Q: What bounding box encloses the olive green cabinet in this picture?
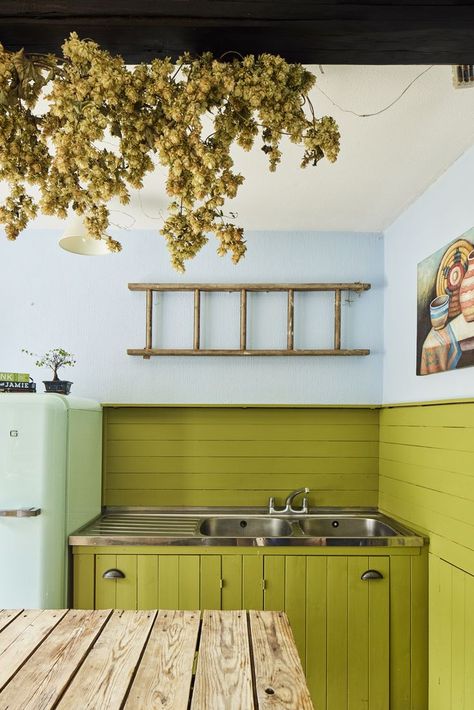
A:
[73,547,427,710]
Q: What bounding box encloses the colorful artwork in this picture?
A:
[417,229,474,375]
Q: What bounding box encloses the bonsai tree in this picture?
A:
[23,347,76,382]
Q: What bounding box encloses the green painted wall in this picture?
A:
[103,406,379,508]
[379,402,474,710]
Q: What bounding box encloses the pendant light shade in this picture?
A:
[59,216,111,256]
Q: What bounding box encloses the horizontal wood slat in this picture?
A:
[104,406,379,508]
[379,402,474,575]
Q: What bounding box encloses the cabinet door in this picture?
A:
[95,554,138,609]
[306,555,390,710]
[263,555,307,663]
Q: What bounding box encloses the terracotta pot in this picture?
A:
[459,250,474,322]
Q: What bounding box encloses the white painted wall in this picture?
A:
[383,145,474,404]
[0,228,383,404]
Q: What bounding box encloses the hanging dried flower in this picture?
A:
[0,34,340,270]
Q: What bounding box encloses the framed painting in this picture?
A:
[417,228,474,375]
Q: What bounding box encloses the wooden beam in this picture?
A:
[145,289,153,351]
[129,283,371,293]
[287,289,294,350]
[193,289,201,350]
[334,289,341,350]
[1,2,473,64]
[127,348,370,356]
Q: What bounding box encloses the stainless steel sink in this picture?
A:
[299,517,400,537]
[199,517,293,537]
[70,507,425,547]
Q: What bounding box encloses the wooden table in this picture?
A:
[0,609,313,709]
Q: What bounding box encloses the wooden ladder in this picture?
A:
[127,282,371,358]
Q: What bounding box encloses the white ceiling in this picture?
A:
[3,64,474,235]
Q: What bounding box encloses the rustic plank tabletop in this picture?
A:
[0,608,313,709]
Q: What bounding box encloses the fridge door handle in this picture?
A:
[0,507,41,517]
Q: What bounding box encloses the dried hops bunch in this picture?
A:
[0,34,340,270]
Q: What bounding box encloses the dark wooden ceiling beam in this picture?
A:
[1,1,474,63]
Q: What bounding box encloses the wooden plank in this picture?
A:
[158,556,179,608]
[107,439,379,458]
[380,441,474,477]
[347,557,369,710]
[390,556,412,710]
[0,610,23,633]
[464,572,474,710]
[146,289,153,350]
[243,556,264,610]
[306,557,327,709]
[106,489,378,508]
[105,406,379,426]
[249,610,313,709]
[380,424,474,453]
[107,422,379,441]
[178,557,200,610]
[73,554,95,609]
[107,472,377,492]
[327,557,348,709]
[129,282,371,293]
[0,609,111,710]
[221,555,242,610]
[191,610,254,710]
[368,556,390,709]
[380,402,474,429]
[287,289,294,350]
[57,610,156,709]
[451,565,466,710]
[95,555,117,609]
[193,289,200,350]
[0,610,67,691]
[410,551,428,710]
[124,610,200,710]
[240,289,247,351]
[429,554,442,710]
[106,455,379,475]
[201,556,222,610]
[2,4,474,65]
[334,289,341,350]
[128,348,370,356]
[438,559,453,710]
[264,556,284,612]
[285,556,306,667]
[116,555,137,609]
[137,555,158,609]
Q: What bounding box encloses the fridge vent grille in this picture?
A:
[452,65,474,88]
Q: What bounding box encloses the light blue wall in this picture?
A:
[383,145,474,403]
[1,228,383,403]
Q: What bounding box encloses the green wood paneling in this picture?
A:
[73,554,95,609]
[221,555,242,610]
[429,555,474,710]
[380,402,473,710]
[306,557,327,709]
[200,556,221,610]
[379,403,474,574]
[103,406,379,507]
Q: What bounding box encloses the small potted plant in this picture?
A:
[22,347,76,395]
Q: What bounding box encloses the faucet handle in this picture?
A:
[268,496,275,514]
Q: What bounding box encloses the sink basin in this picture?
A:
[300,517,400,537]
[199,517,293,537]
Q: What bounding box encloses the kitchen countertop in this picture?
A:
[69,507,426,548]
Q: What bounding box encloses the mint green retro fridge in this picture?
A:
[0,394,102,608]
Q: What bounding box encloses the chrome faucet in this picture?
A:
[268,487,310,515]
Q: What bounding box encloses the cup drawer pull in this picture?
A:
[361,569,384,581]
[102,569,126,580]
